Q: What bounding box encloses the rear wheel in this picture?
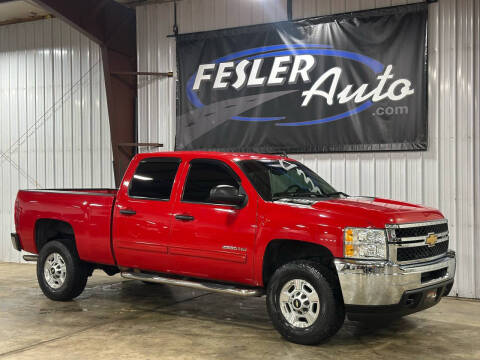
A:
[266,260,345,345]
[37,240,89,301]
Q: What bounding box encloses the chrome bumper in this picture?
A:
[334,251,456,306]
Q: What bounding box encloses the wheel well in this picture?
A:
[35,219,77,254]
[262,240,335,286]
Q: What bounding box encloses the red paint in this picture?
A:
[14,151,445,287]
[15,190,116,265]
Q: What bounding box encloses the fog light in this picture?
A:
[425,289,437,302]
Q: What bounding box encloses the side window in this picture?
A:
[129,158,181,200]
[182,160,240,203]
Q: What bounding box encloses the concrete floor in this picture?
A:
[0,263,479,360]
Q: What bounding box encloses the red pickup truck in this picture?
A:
[11,151,456,345]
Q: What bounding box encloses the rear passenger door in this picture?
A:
[169,159,257,285]
[113,157,181,272]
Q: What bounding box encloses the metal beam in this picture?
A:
[32,0,137,186]
[111,71,174,77]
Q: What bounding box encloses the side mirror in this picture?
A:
[209,185,246,207]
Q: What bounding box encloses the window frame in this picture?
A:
[180,158,246,207]
[127,157,182,201]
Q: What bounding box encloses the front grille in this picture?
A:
[395,222,448,238]
[397,240,449,262]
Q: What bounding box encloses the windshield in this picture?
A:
[238,159,340,201]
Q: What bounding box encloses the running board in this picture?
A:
[23,255,38,262]
[121,272,264,297]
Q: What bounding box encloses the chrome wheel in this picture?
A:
[279,279,320,328]
[43,252,67,289]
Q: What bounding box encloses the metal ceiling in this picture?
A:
[0,0,49,25]
[0,0,155,26]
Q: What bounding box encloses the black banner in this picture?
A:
[176,3,427,153]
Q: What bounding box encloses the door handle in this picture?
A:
[120,209,136,216]
[175,214,194,221]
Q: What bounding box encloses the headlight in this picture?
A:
[344,227,387,260]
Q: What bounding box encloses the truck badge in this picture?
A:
[425,233,438,247]
[222,245,247,252]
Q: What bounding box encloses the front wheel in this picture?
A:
[37,240,90,301]
[266,261,345,345]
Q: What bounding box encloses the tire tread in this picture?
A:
[266,260,345,345]
[37,240,89,301]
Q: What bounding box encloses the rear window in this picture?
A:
[129,158,181,200]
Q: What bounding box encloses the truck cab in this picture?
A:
[12,151,456,345]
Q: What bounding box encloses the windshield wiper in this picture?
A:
[272,191,324,200]
[323,191,349,197]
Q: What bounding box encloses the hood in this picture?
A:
[276,196,444,228]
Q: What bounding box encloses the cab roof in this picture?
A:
[133,151,290,162]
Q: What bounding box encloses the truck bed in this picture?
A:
[15,188,118,266]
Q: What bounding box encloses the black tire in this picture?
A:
[37,240,89,301]
[266,260,345,345]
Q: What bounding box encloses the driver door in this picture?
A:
[169,159,257,285]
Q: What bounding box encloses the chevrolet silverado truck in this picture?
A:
[11,151,456,345]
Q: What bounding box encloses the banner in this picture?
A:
[176,3,428,153]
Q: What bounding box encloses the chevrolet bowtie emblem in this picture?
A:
[425,233,438,247]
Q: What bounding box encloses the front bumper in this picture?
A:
[345,279,453,320]
[334,250,456,306]
[11,233,22,251]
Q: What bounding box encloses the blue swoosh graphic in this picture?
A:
[215,44,333,63]
[185,44,384,126]
[246,49,384,73]
[276,101,373,126]
[186,73,204,108]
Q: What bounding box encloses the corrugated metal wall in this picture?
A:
[138,0,480,299]
[0,18,115,263]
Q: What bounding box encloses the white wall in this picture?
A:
[137,0,480,299]
[0,18,115,263]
